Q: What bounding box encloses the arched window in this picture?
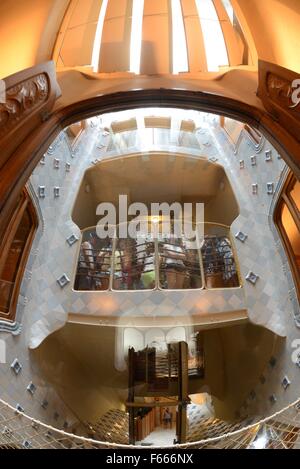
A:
[0,190,37,322]
[275,173,300,300]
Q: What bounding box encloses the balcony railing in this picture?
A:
[74,222,241,292]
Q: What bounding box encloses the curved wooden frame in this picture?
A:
[1,86,300,238]
[274,173,300,302]
[1,60,300,325]
[0,189,38,322]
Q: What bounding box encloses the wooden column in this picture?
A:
[177,341,189,444]
[127,347,136,445]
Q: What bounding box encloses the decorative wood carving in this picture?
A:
[258,60,300,153]
[0,61,61,171]
[0,73,49,138]
[265,73,294,108]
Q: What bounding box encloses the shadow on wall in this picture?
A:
[32,325,128,424]
[209,323,285,421]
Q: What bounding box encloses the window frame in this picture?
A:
[275,172,300,301]
[0,190,37,322]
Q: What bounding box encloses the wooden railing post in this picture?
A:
[177,341,189,444]
[127,347,136,445]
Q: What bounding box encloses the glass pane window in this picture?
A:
[289,180,300,212]
[74,230,113,291]
[74,224,240,292]
[201,234,239,289]
[275,174,300,302]
[159,234,202,290]
[281,203,300,271]
[195,0,229,71]
[113,234,156,291]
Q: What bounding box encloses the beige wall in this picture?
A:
[205,177,239,226]
[58,0,102,68]
[212,323,282,420]
[140,0,172,75]
[1,0,300,80]
[72,173,98,231]
[34,322,280,424]
[0,0,68,79]
[34,324,127,423]
[188,328,226,400]
[99,0,132,73]
[236,0,300,72]
[72,153,239,230]
[188,323,281,421]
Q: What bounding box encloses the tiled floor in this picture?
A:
[137,426,176,447]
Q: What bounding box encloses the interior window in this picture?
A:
[289,180,300,212]
[74,230,113,291]
[276,173,300,300]
[281,204,300,270]
[113,235,156,291]
[159,235,202,290]
[201,235,239,289]
[0,192,37,321]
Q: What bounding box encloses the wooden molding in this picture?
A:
[274,173,300,303]
[0,63,300,253]
[258,60,300,148]
[0,189,38,323]
[0,61,61,171]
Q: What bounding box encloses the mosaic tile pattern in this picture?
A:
[0,131,86,430]
[214,125,300,420]
[15,121,300,346]
[0,115,299,428]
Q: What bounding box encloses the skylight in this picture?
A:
[171,0,189,74]
[221,0,234,25]
[130,0,145,74]
[195,0,229,72]
[92,0,109,72]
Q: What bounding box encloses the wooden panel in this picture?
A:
[0,190,37,322]
[180,119,196,132]
[60,24,98,67]
[145,116,171,129]
[258,60,300,178]
[68,0,102,27]
[59,0,103,67]
[111,118,137,133]
[181,0,207,72]
[0,61,61,172]
[140,0,171,75]
[99,0,133,72]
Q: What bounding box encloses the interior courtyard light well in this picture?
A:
[0,0,300,456]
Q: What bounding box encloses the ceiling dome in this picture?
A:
[54,0,256,75]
